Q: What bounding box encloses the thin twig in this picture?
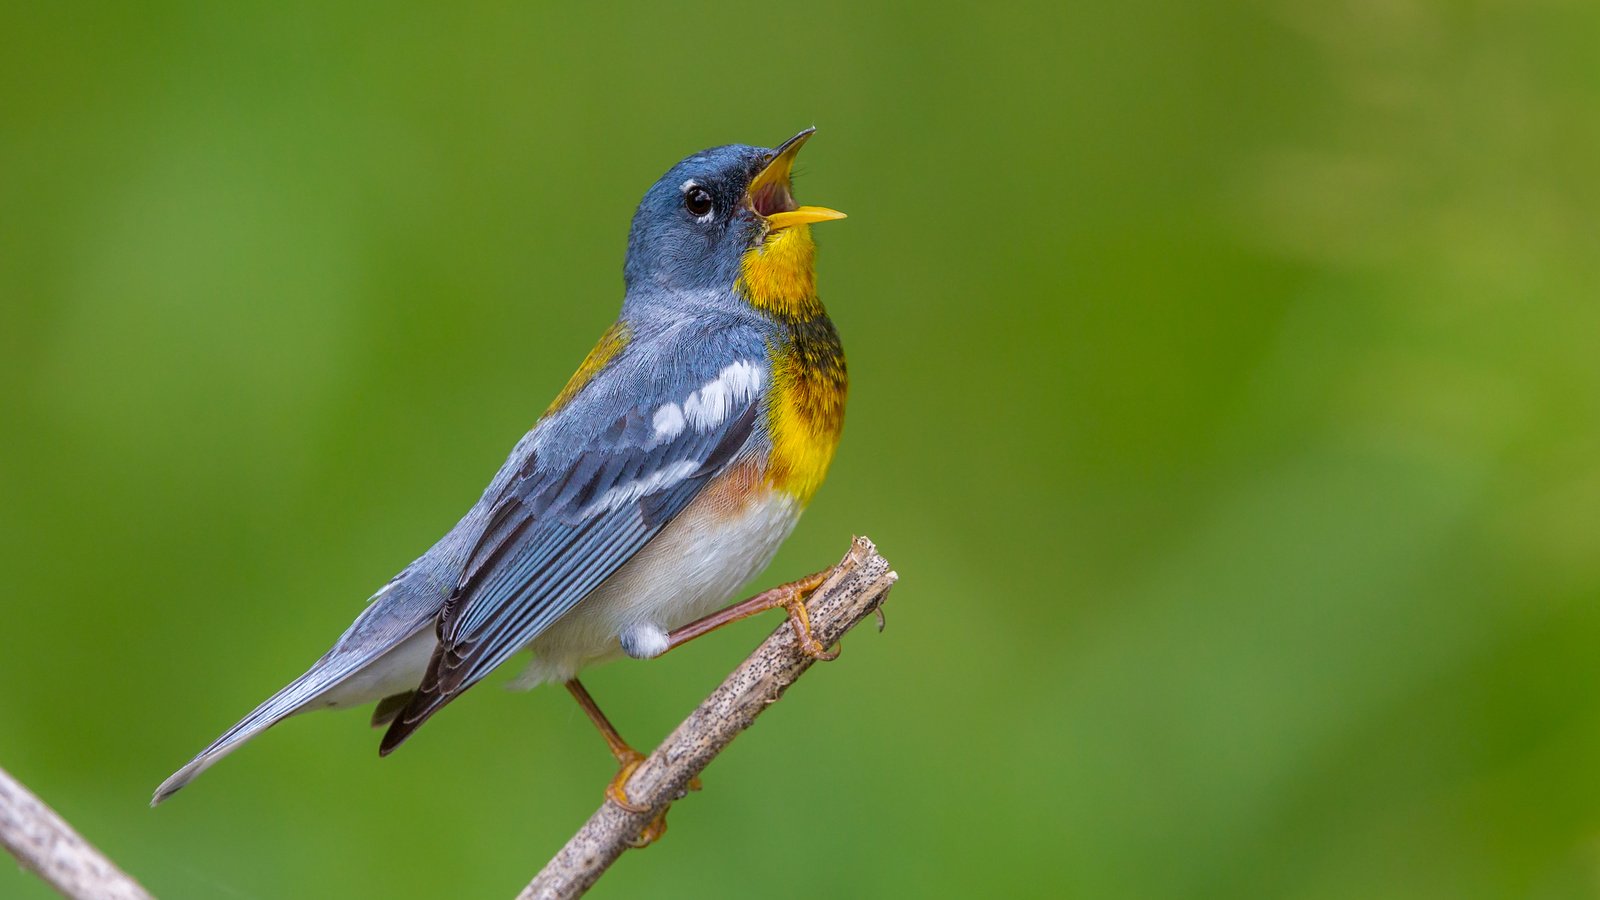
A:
[518,536,898,900]
[0,764,154,900]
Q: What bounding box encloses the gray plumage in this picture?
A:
[153,135,833,805]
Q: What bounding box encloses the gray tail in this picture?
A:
[152,549,466,805]
[150,665,334,806]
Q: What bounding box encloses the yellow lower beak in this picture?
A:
[749,127,846,231]
[765,206,848,230]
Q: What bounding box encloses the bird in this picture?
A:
[152,128,850,836]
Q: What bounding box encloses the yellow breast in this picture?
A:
[737,224,847,506]
[765,332,846,504]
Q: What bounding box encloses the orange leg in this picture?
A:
[665,567,840,660]
[565,679,675,846]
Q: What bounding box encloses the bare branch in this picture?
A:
[518,536,898,900]
[0,765,153,900]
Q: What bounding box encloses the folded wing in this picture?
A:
[379,354,764,753]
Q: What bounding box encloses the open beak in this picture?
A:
[747,127,847,231]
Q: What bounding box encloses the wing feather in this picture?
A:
[379,356,762,754]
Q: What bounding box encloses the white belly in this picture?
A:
[513,484,802,686]
[316,478,802,706]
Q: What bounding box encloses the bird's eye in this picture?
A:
[684,185,714,218]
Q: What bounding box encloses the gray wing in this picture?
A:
[379,352,764,753]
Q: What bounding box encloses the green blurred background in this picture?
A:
[3,1,1599,897]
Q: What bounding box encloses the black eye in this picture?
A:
[684,185,714,218]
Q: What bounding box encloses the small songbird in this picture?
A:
[153,129,849,830]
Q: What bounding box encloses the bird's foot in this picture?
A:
[778,571,840,661]
[606,750,666,846]
[605,750,702,847]
[605,749,649,813]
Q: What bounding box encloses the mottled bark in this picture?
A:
[0,765,153,900]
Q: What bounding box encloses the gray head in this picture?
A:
[621,128,845,297]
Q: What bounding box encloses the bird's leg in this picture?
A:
[564,678,680,846]
[562,568,839,844]
[665,567,840,660]
[564,678,640,781]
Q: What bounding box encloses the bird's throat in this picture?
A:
[736,225,825,322]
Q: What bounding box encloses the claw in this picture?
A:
[605,751,650,813]
[781,588,839,661]
[629,817,668,847]
[606,751,674,847]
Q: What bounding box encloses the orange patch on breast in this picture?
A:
[693,460,767,521]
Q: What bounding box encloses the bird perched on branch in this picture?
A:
[154,129,849,837]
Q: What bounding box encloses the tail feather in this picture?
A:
[151,666,331,806]
[152,609,435,805]
[377,678,449,756]
[153,510,487,804]
[369,691,415,729]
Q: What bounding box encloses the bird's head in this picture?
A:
[623,128,844,313]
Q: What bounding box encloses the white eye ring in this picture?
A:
[681,180,715,222]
